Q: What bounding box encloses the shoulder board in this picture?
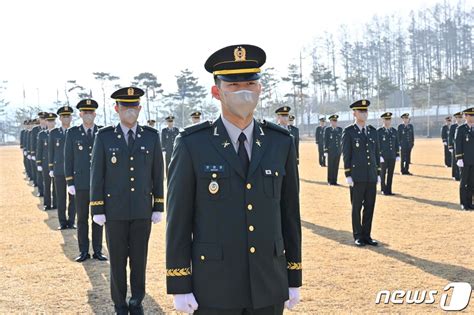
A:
[69,126,79,132]
[142,125,158,132]
[344,124,355,131]
[260,120,290,135]
[368,125,377,130]
[97,126,114,134]
[180,121,213,136]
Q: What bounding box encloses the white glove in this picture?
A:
[285,287,301,310]
[377,175,381,184]
[31,155,36,161]
[173,293,199,314]
[346,176,354,187]
[27,154,31,160]
[93,214,106,226]
[23,150,27,156]
[396,156,401,162]
[67,185,76,195]
[151,211,163,224]
[37,166,43,172]
[443,141,447,146]
[324,153,328,158]
[49,170,54,178]
[449,148,453,153]
[380,156,385,163]
[457,159,464,168]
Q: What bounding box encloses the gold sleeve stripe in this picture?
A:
[65,176,73,180]
[154,198,164,203]
[166,268,191,277]
[287,262,302,270]
[90,201,104,206]
[36,160,42,163]
[455,154,464,157]
[48,163,54,166]
[344,168,351,171]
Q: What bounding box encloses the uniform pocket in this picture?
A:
[262,164,286,199]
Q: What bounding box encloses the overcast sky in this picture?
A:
[1,0,472,113]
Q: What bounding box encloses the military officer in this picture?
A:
[49,105,76,230]
[190,111,202,125]
[449,112,463,181]
[315,117,327,167]
[275,107,300,164]
[161,115,180,176]
[29,112,47,195]
[378,112,400,195]
[441,116,452,168]
[90,87,164,315]
[21,120,32,179]
[166,44,301,315]
[24,119,34,181]
[342,100,381,247]
[147,119,156,128]
[288,115,299,164]
[454,108,474,211]
[323,114,342,185]
[398,113,415,175]
[37,113,58,210]
[65,99,106,262]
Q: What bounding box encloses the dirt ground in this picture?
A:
[0,139,472,314]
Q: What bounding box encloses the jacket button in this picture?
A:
[249,225,255,232]
[250,247,256,253]
[130,157,134,161]
[200,255,205,261]
[247,204,253,210]
[130,167,134,171]
[212,173,217,179]
[275,171,279,176]
[246,183,252,190]
[130,177,135,181]
[368,162,371,165]
[107,194,111,197]
[131,188,135,192]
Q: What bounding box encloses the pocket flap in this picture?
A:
[261,164,286,177]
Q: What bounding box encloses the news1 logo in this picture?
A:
[375,282,472,311]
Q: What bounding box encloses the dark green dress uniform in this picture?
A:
[37,113,57,210]
[454,108,474,210]
[449,112,462,181]
[377,113,400,195]
[161,116,180,176]
[441,117,452,168]
[90,87,164,314]
[342,100,381,244]
[315,118,326,167]
[288,125,299,165]
[64,99,103,259]
[29,113,46,193]
[21,121,31,179]
[323,115,342,185]
[397,114,414,175]
[167,45,301,314]
[49,106,76,229]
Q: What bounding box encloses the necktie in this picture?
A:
[238,132,249,175]
[128,130,135,150]
[87,128,92,141]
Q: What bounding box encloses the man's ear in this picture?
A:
[211,85,221,100]
[114,105,119,113]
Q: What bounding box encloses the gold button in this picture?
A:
[131,177,135,181]
[130,167,134,171]
[275,171,279,176]
[130,156,134,161]
[107,194,111,197]
[366,150,369,153]
[200,255,205,261]
[368,162,371,165]
[247,204,253,210]
[131,188,135,192]
[249,225,255,232]
[212,173,217,179]
[89,153,92,156]
[89,146,92,149]
[246,183,252,190]
[250,247,256,253]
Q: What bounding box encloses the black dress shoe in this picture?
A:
[75,252,90,262]
[114,305,129,315]
[365,238,379,246]
[354,239,366,246]
[57,225,68,230]
[129,301,144,315]
[93,252,108,261]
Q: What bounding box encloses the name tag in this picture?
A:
[204,165,225,173]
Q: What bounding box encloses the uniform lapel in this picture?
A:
[113,124,128,152]
[248,120,267,177]
[210,118,246,179]
[131,125,144,155]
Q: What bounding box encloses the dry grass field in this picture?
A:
[0,138,472,314]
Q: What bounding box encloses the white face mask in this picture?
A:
[121,108,139,125]
[82,113,94,124]
[221,90,259,119]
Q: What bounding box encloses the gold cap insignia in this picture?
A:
[362,100,366,105]
[234,46,246,62]
[86,99,91,105]
[128,88,134,96]
[65,106,69,110]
